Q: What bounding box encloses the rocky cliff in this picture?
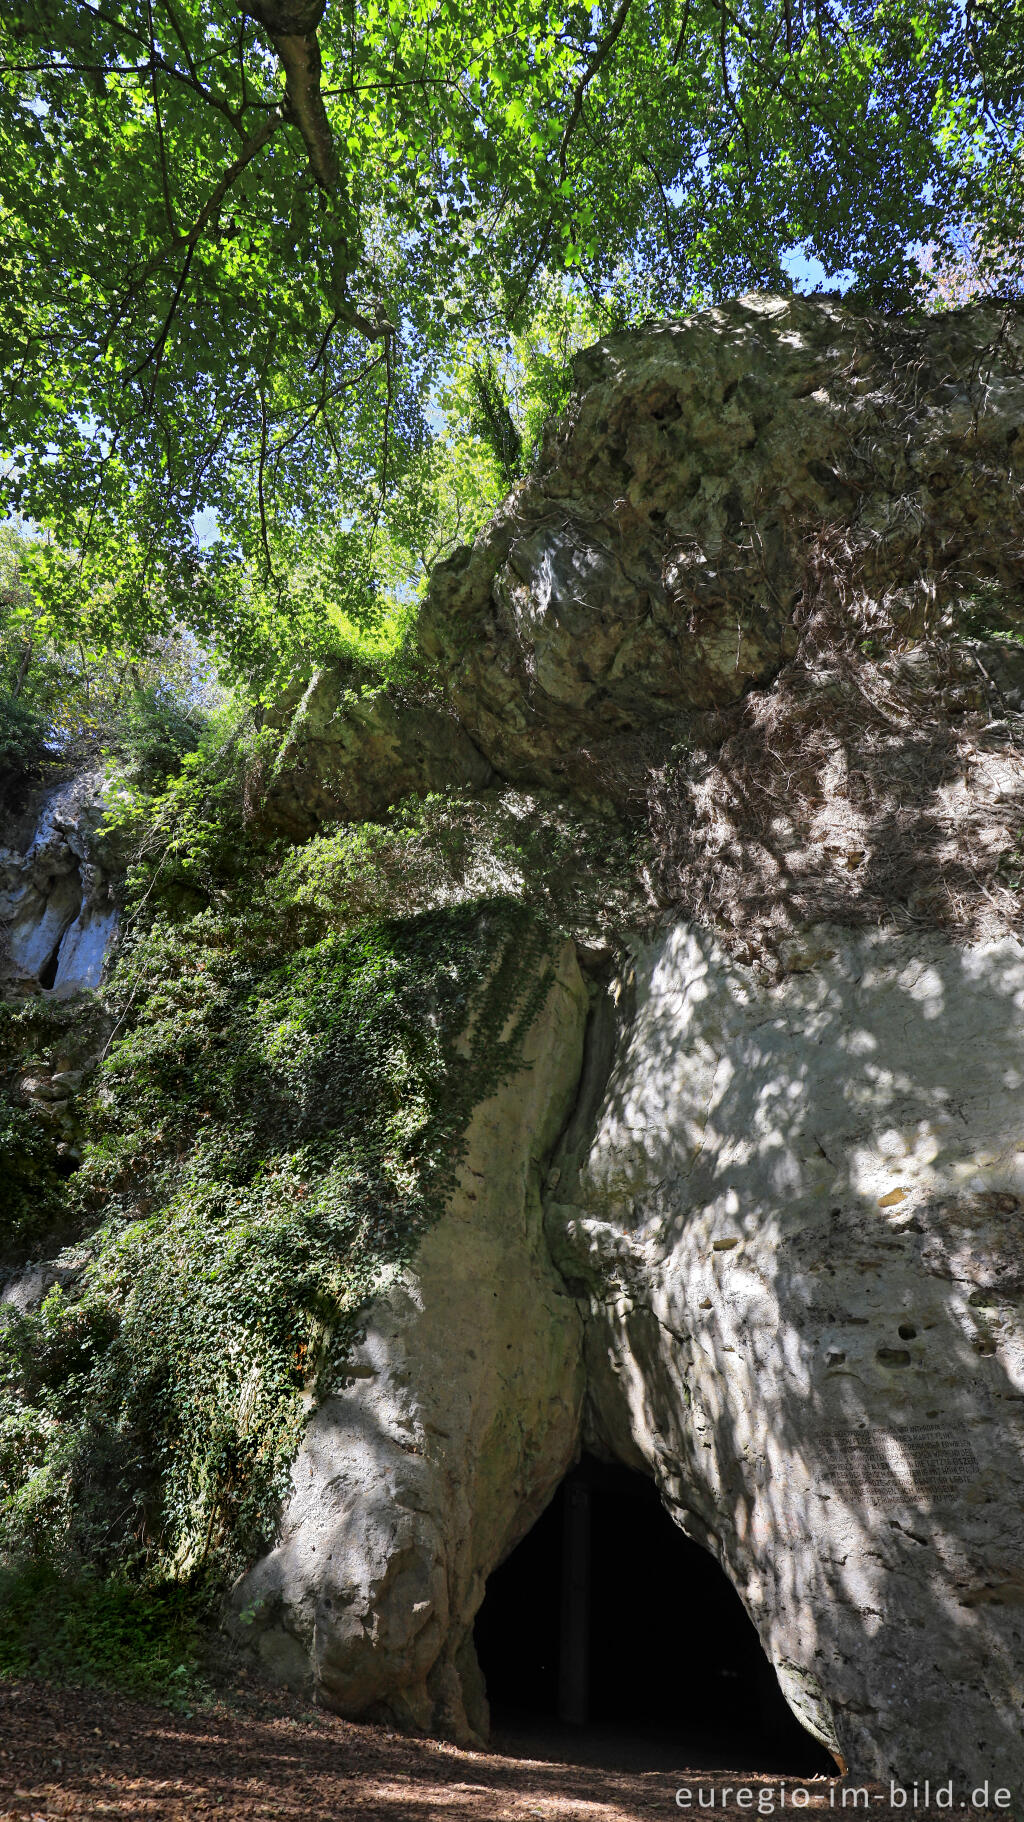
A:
[5,293,1024,1787]
[235,294,1024,1784]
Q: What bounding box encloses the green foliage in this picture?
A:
[354,288,614,635]
[110,687,206,789]
[1,525,226,775]
[0,1000,101,1261]
[99,700,266,917]
[0,688,46,805]
[0,1558,205,1705]
[1,0,1021,670]
[0,1094,67,1257]
[275,787,641,944]
[948,581,1024,642]
[0,733,560,1586]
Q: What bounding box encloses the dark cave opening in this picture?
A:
[37,921,71,991]
[473,1457,836,1774]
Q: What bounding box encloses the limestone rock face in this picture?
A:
[254,673,493,840]
[261,296,1024,826]
[548,923,1024,1786]
[0,774,117,995]
[230,940,589,1743]
[417,294,1024,798]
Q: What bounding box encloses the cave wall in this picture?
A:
[548,924,1024,1782]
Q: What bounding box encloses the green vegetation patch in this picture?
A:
[0,1559,205,1707]
[0,849,557,1592]
[0,998,108,1262]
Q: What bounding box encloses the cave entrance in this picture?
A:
[474,1457,835,1774]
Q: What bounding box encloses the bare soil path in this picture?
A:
[0,1683,939,1822]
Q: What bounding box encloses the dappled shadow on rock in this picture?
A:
[646,634,1024,967]
[550,920,1024,1785]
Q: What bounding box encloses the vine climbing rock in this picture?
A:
[229,939,589,1744]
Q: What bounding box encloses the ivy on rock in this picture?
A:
[0,874,557,1587]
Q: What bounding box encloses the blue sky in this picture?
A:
[779,246,855,293]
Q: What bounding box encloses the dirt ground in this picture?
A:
[0,1681,969,1822]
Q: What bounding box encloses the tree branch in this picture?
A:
[242,0,339,192]
[272,29,339,189]
[558,0,635,177]
[129,108,282,293]
[671,0,692,64]
[147,1,180,237]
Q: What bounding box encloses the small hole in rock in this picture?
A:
[38,946,62,991]
[897,1323,917,1341]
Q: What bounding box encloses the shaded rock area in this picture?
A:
[0,1248,91,1314]
[254,672,493,841]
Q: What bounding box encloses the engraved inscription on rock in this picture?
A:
[816,1426,980,1510]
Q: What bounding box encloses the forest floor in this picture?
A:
[0,1681,952,1822]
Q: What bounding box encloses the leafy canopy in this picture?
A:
[1,0,1021,671]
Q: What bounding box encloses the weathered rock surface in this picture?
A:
[260,294,1024,826]
[254,673,493,841]
[230,940,588,1743]
[419,295,1023,800]
[0,773,117,995]
[548,923,1024,1786]
[232,295,1024,1784]
[0,1251,90,1314]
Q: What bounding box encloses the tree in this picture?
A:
[0,0,1021,674]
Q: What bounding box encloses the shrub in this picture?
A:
[0,689,46,807]
[112,688,206,789]
[0,1558,205,1706]
[0,1000,104,1264]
